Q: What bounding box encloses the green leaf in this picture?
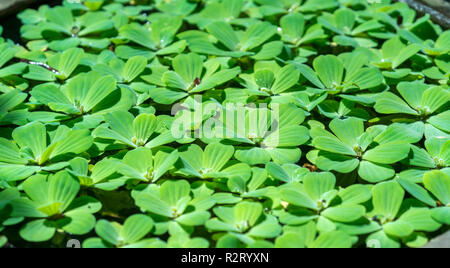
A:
[205,219,236,233]
[178,144,203,176]
[313,136,356,156]
[350,67,383,90]
[428,111,450,132]
[396,81,428,109]
[392,43,422,69]
[133,113,156,146]
[82,75,117,112]
[23,174,49,208]
[82,238,113,248]
[372,180,404,220]
[316,151,360,173]
[48,48,84,79]
[335,9,355,32]
[310,231,353,248]
[172,53,203,88]
[313,55,344,89]
[404,232,429,248]
[363,144,410,164]
[275,232,305,248]
[421,86,450,115]
[296,64,325,89]
[263,125,309,148]
[281,187,317,210]
[317,215,336,232]
[20,219,56,242]
[397,178,436,207]
[47,171,80,213]
[121,214,154,244]
[95,220,121,246]
[203,143,234,172]
[31,84,74,113]
[375,92,418,115]
[267,148,302,164]
[426,137,448,161]
[247,215,282,238]
[79,19,113,36]
[123,56,147,83]
[303,172,336,201]
[68,196,102,214]
[160,180,191,207]
[0,43,18,68]
[399,207,441,232]
[23,65,56,82]
[338,184,372,205]
[0,236,7,248]
[12,122,47,161]
[0,138,27,164]
[93,111,137,147]
[153,150,178,182]
[49,129,93,159]
[192,66,241,93]
[374,122,424,145]
[384,220,413,238]
[163,71,188,90]
[176,211,210,226]
[235,147,271,166]
[322,204,366,223]
[255,69,274,90]
[366,230,400,248]
[271,64,300,94]
[431,207,450,224]
[45,6,73,32]
[0,164,41,182]
[206,22,239,51]
[136,193,172,218]
[156,40,187,55]
[252,41,283,60]
[280,13,305,43]
[352,20,382,35]
[0,89,26,116]
[266,162,307,183]
[241,22,276,51]
[61,210,96,235]
[120,148,153,180]
[423,171,450,206]
[329,118,364,148]
[234,202,262,227]
[120,23,156,50]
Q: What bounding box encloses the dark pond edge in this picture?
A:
[0,0,40,17]
[423,231,450,248]
[0,0,61,44]
[397,0,450,29]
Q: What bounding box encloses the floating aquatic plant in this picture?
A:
[0,0,448,248]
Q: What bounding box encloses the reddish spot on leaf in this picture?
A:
[194,77,201,87]
[303,163,318,172]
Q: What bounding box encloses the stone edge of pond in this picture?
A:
[423,231,450,248]
[397,0,450,29]
[0,0,42,17]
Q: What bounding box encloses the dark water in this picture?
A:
[0,0,61,44]
[405,0,450,28]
